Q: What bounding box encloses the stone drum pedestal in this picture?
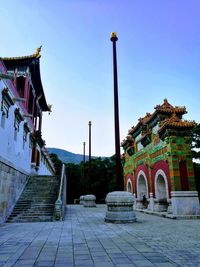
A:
[84,194,96,207]
[79,195,85,205]
[105,191,136,223]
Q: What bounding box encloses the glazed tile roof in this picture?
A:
[121,135,133,146]
[0,47,49,112]
[128,99,187,135]
[158,112,196,132]
[0,46,42,61]
[122,99,196,147]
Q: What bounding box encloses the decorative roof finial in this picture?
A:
[35,45,42,58]
[162,98,173,109]
[47,104,52,115]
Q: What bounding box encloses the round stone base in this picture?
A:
[105,191,136,223]
[83,194,96,207]
[79,195,85,205]
[105,210,136,223]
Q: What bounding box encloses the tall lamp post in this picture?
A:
[83,141,86,164]
[88,121,92,183]
[110,32,123,190]
[104,32,136,223]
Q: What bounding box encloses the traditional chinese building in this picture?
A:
[0,48,55,222]
[122,99,200,216]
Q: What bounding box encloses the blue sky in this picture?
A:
[1,0,200,156]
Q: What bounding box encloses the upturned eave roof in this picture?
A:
[0,47,49,112]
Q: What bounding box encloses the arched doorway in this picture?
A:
[156,175,167,200]
[154,169,169,211]
[126,179,132,193]
[136,170,148,208]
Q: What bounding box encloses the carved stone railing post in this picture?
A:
[54,164,66,221]
[54,199,62,221]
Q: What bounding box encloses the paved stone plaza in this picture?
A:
[0,205,200,267]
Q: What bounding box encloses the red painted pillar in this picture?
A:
[110,32,123,190]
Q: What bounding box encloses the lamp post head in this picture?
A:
[110,32,118,42]
[88,121,92,126]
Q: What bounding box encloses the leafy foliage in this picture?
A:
[66,163,82,204]
[192,123,200,160]
[49,153,62,175]
[191,124,200,197]
[193,162,200,200]
[65,156,123,204]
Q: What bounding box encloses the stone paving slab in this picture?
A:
[135,208,200,220]
[0,205,199,266]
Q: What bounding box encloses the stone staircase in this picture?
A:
[7,175,60,223]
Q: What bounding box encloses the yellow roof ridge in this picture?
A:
[1,46,42,60]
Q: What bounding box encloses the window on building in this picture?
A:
[23,122,30,149]
[1,102,8,128]
[14,108,24,141]
[1,88,14,128]
[31,146,36,163]
[36,150,40,167]
[1,113,6,128]
[16,76,25,98]
[28,88,34,115]
[136,141,143,151]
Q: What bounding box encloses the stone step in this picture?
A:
[12,205,54,209]
[11,207,54,212]
[13,206,54,210]
[19,194,58,198]
[14,201,54,206]
[14,203,31,207]
[22,191,57,194]
[18,195,57,199]
[18,193,57,201]
[20,196,57,199]
[17,198,56,201]
[7,216,53,223]
[9,212,53,217]
[11,208,53,212]
[23,192,57,195]
[22,191,57,193]
[7,174,60,223]
[11,211,52,216]
[10,216,53,220]
[26,186,58,188]
[14,215,52,219]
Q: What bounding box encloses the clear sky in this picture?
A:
[1,0,200,157]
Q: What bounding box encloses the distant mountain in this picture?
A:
[47,147,90,164]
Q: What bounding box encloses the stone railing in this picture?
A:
[0,158,29,223]
[54,164,67,221]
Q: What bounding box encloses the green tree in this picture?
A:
[49,153,62,175]
[65,163,82,204]
[65,156,121,204]
[192,123,200,198]
[193,163,200,200]
[192,123,200,160]
[107,155,124,191]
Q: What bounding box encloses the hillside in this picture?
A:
[47,147,90,164]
